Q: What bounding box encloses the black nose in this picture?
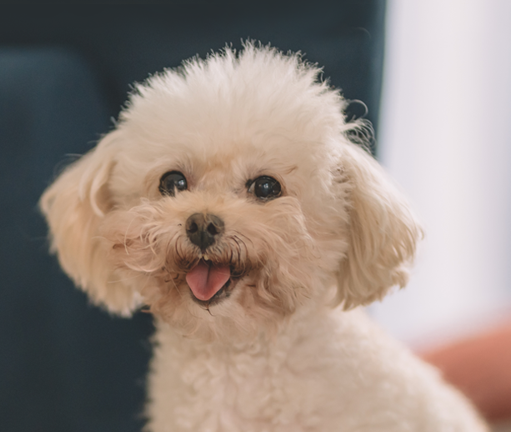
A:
[185,213,225,250]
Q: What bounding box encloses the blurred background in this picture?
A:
[372,0,511,353]
[370,1,511,427]
[0,2,510,431]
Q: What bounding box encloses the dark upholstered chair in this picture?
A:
[0,4,385,431]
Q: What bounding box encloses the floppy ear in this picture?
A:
[40,130,141,316]
[337,142,423,309]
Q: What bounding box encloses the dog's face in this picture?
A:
[41,45,421,341]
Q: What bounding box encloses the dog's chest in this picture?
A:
[146,320,345,432]
[145,312,489,432]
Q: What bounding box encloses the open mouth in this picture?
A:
[191,278,238,307]
[186,259,240,306]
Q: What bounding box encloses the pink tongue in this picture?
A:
[186,260,231,301]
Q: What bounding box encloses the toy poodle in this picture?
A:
[40,44,488,431]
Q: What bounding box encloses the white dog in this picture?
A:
[41,44,488,431]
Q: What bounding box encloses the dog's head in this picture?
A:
[41,45,422,340]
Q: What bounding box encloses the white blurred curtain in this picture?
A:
[371,0,511,348]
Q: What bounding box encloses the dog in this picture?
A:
[40,44,488,431]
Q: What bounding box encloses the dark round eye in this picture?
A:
[159,171,187,196]
[248,176,282,200]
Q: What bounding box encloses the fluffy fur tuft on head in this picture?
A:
[40,42,422,337]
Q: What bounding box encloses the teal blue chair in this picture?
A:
[0,4,385,431]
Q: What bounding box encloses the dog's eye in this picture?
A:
[248,176,282,200]
[159,171,187,196]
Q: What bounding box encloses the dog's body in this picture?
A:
[41,44,488,431]
[148,309,485,431]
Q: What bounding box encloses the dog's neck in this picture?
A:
[152,299,341,359]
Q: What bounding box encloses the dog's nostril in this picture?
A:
[207,223,219,236]
[188,221,198,234]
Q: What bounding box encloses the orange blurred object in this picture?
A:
[421,322,511,422]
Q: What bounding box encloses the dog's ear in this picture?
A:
[40,131,140,316]
[336,142,423,309]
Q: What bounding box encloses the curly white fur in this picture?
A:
[40,43,488,431]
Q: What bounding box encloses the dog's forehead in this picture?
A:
[144,131,308,181]
[121,94,328,172]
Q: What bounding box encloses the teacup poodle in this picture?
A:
[41,44,488,431]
